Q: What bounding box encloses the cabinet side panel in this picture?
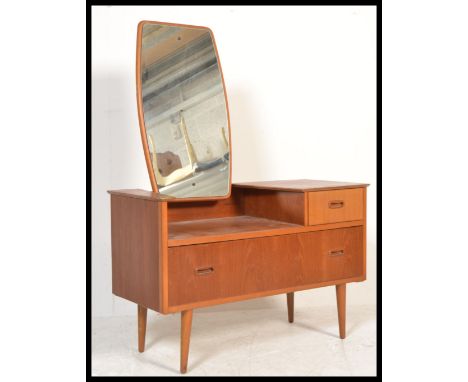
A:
[110,195,162,312]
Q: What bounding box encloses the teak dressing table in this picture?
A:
[108,21,369,374]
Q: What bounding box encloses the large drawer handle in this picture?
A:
[329,249,344,257]
[195,266,214,276]
[328,200,345,209]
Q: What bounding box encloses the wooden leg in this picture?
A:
[180,310,193,374]
[287,292,294,323]
[336,284,346,339]
[138,305,147,352]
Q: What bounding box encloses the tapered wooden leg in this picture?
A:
[336,284,346,339]
[138,305,148,352]
[180,310,193,374]
[287,292,294,323]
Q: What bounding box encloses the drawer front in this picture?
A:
[308,188,364,225]
[168,226,364,307]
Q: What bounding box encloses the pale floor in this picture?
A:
[92,304,376,376]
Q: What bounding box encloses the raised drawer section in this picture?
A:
[168,226,364,307]
[308,188,364,225]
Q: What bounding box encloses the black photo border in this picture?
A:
[87,1,382,379]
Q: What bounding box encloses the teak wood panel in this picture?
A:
[168,190,242,222]
[168,188,305,225]
[168,216,364,247]
[169,215,301,245]
[234,179,369,192]
[110,195,166,312]
[109,189,175,201]
[241,189,306,225]
[168,226,363,307]
[308,188,364,225]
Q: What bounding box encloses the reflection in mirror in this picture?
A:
[140,22,230,198]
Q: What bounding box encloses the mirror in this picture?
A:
[137,21,231,199]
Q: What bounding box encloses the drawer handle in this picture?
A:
[195,267,214,276]
[329,249,344,257]
[328,200,345,209]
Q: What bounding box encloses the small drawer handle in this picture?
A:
[328,200,345,209]
[195,266,214,276]
[329,250,344,257]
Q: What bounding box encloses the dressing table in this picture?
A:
[108,20,368,374]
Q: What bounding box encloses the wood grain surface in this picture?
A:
[168,216,364,247]
[110,195,165,311]
[287,293,294,323]
[180,310,193,374]
[234,179,369,192]
[168,226,363,306]
[308,188,364,225]
[336,284,346,339]
[169,215,299,245]
[138,305,147,352]
[108,189,175,201]
[168,189,242,222]
[241,189,306,225]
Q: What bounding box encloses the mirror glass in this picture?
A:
[139,22,230,198]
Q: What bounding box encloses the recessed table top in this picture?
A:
[168,215,363,247]
[168,215,302,246]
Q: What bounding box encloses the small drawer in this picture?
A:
[315,226,364,282]
[307,188,364,225]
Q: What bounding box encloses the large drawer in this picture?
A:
[308,188,364,225]
[168,226,364,307]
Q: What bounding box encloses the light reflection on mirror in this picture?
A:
[140,22,230,198]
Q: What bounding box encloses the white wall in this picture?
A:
[92,5,376,317]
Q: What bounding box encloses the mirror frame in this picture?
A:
[136,20,232,202]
